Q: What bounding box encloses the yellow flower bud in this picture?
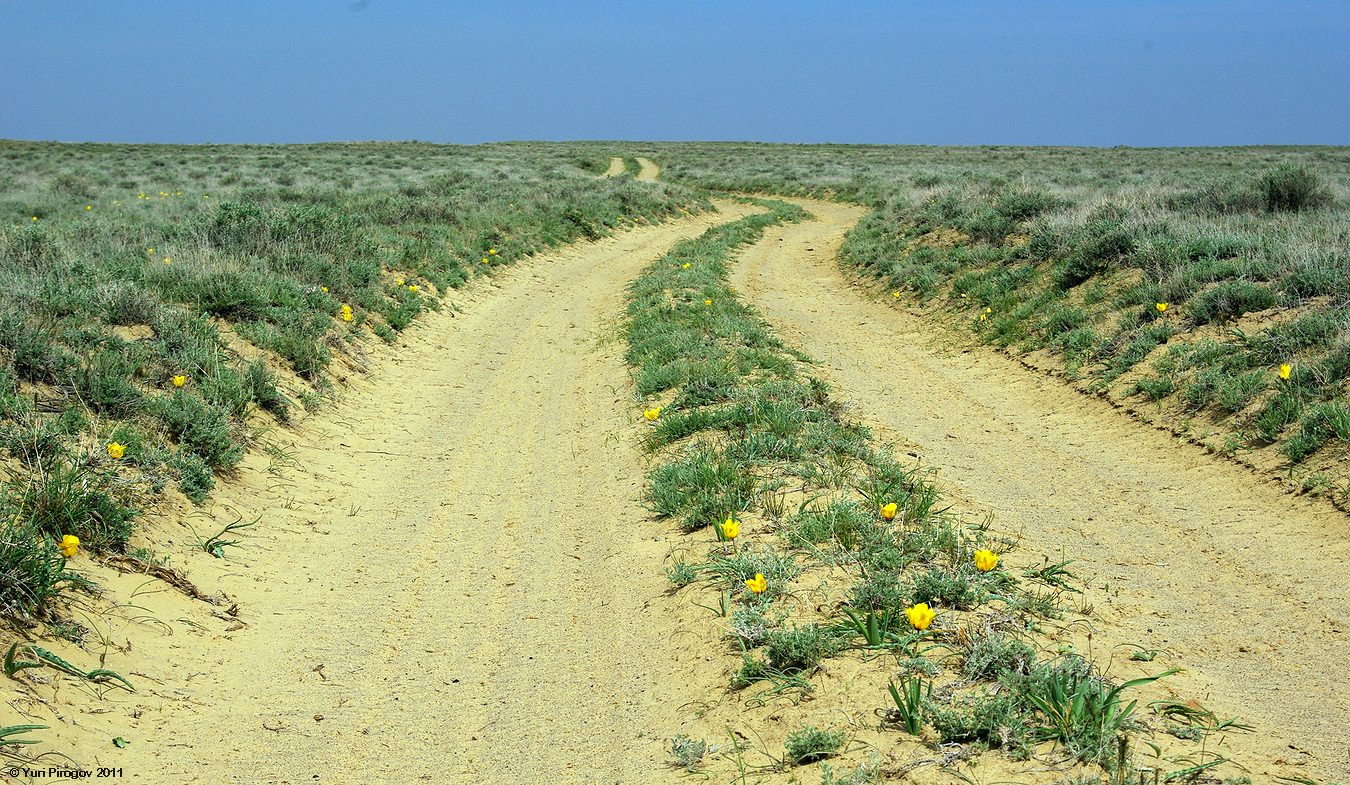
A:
[720,517,740,541]
[172,374,186,388]
[59,535,80,558]
[974,549,999,572]
[879,502,898,521]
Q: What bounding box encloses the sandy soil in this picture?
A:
[601,156,625,177]
[635,157,660,181]
[730,198,1350,781]
[7,203,762,784]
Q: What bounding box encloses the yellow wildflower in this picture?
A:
[720,517,740,541]
[59,535,80,558]
[481,257,489,264]
[85,205,92,211]
[905,602,936,631]
[396,277,405,286]
[320,286,329,293]
[408,284,419,292]
[745,573,767,594]
[341,305,354,322]
[1279,363,1292,380]
[974,549,999,572]
[163,257,172,265]
[1156,302,1168,313]
[682,263,691,270]
[172,374,187,388]
[30,216,37,222]
[704,299,713,306]
[488,248,498,255]
[892,291,901,299]
[880,502,898,521]
[643,407,661,421]
[107,442,126,459]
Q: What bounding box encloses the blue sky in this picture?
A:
[2,1,1347,146]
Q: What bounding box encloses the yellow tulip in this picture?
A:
[905,602,936,631]
[643,407,661,421]
[172,374,186,388]
[396,277,405,286]
[488,248,497,255]
[341,305,353,322]
[979,313,987,322]
[1279,363,1291,380]
[85,205,92,211]
[163,257,172,265]
[682,263,691,269]
[974,549,999,572]
[984,307,992,314]
[481,257,489,264]
[879,502,898,521]
[720,517,740,541]
[147,247,154,254]
[107,442,126,459]
[1156,302,1168,313]
[704,299,713,306]
[59,535,80,558]
[408,284,419,292]
[892,291,901,299]
[320,286,329,293]
[745,573,767,594]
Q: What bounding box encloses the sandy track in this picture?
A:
[731,199,1350,780]
[601,156,625,177]
[91,204,759,783]
[634,157,660,181]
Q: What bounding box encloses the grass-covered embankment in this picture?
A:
[625,200,1199,781]
[0,141,709,621]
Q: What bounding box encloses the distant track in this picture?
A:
[635,157,660,181]
[730,198,1350,781]
[601,156,625,177]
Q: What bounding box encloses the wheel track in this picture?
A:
[730,198,1350,781]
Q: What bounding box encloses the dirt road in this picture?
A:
[635,157,660,181]
[601,156,625,177]
[64,203,759,783]
[731,198,1350,780]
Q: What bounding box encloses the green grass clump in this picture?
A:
[783,725,845,765]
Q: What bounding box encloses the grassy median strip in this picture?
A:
[625,201,1209,779]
